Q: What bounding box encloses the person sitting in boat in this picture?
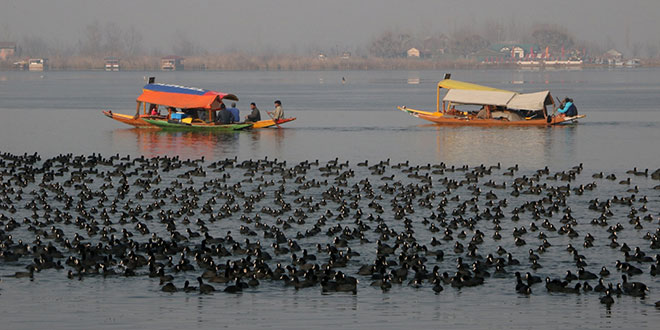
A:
[246,102,261,122]
[476,105,490,119]
[447,105,460,116]
[166,107,175,120]
[217,106,233,124]
[557,98,578,117]
[149,104,160,116]
[213,101,226,122]
[227,102,240,123]
[269,100,284,120]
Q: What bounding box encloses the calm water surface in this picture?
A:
[0,69,659,169]
[0,69,659,329]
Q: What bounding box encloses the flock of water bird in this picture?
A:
[0,152,658,308]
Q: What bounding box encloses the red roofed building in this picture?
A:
[0,42,17,61]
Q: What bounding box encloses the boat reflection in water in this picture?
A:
[419,124,578,168]
[111,128,287,160]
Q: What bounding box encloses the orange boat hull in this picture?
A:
[252,117,296,128]
[399,107,584,127]
[103,111,163,128]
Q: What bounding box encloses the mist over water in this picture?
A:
[3,0,660,55]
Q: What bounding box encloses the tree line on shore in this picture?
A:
[2,20,660,70]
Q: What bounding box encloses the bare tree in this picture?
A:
[630,42,643,58]
[450,29,489,58]
[575,40,601,59]
[504,18,524,42]
[368,31,396,58]
[368,31,413,58]
[422,33,448,58]
[79,21,103,56]
[481,19,505,44]
[645,43,659,59]
[171,31,207,56]
[530,24,574,52]
[0,23,13,41]
[104,22,124,56]
[20,35,51,57]
[123,25,143,57]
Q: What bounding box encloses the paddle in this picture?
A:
[266,111,282,129]
[548,96,563,123]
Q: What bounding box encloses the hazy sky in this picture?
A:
[2,0,659,53]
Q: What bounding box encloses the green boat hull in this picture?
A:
[143,119,252,131]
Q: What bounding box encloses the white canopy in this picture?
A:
[443,89,516,107]
[443,89,552,112]
[507,91,551,111]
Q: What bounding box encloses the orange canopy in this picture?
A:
[136,83,239,110]
[137,90,225,109]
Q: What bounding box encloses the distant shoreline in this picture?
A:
[2,55,659,71]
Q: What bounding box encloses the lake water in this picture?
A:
[0,69,658,329]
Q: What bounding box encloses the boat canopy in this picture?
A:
[136,83,239,110]
[438,79,511,92]
[443,89,517,107]
[507,91,553,111]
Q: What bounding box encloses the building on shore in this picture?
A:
[603,49,623,65]
[28,58,48,71]
[104,57,120,71]
[407,47,420,58]
[161,56,183,71]
[0,42,16,61]
[604,49,622,60]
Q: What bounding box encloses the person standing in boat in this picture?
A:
[557,98,578,117]
[227,102,240,123]
[269,100,284,120]
[245,102,261,122]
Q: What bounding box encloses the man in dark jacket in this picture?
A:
[246,102,261,122]
[217,107,233,124]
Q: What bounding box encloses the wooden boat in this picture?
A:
[252,117,297,128]
[103,78,294,129]
[143,118,252,131]
[399,74,585,126]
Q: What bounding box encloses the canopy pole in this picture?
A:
[548,97,558,118]
[436,86,440,113]
[134,102,141,119]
